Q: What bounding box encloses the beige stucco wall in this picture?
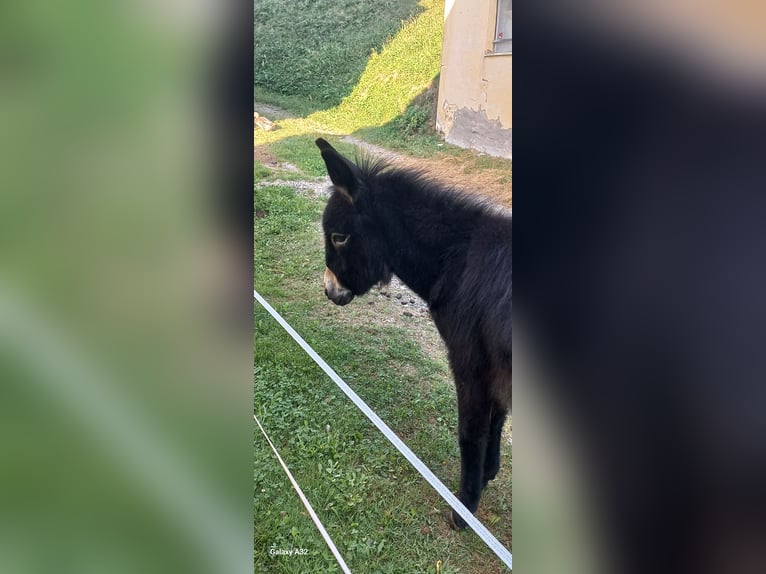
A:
[437,0,512,158]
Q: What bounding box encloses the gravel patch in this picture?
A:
[374,276,430,317]
[256,175,331,199]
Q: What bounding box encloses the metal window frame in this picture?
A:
[493,0,512,54]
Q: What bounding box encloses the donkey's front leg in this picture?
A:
[483,405,508,487]
[450,390,492,529]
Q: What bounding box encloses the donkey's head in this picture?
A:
[316,138,391,306]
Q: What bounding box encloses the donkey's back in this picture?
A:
[430,211,512,406]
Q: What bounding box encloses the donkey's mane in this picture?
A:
[353,152,508,218]
[352,151,391,180]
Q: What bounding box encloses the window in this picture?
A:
[494,0,512,54]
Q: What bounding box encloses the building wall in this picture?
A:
[436,0,512,158]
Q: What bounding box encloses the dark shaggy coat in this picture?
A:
[317,138,511,527]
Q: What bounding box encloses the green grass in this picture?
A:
[254,175,512,573]
[253,0,444,148]
[254,0,423,114]
[254,86,321,119]
[255,161,272,181]
[269,136,358,178]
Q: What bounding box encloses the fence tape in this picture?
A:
[254,412,352,574]
[254,289,513,571]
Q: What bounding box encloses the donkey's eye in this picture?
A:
[331,233,350,248]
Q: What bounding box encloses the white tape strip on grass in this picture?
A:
[254,413,352,574]
[254,289,513,571]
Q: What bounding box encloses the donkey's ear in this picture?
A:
[316,138,360,203]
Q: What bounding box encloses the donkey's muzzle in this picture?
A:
[324,267,354,306]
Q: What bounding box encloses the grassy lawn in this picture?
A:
[254,167,512,572]
[268,137,358,177]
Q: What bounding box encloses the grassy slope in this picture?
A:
[254,181,511,573]
[254,0,423,112]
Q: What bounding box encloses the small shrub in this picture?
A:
[396,105,431,136]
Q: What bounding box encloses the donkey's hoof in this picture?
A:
[447,508,468,530]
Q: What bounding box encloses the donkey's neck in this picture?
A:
[368,173,483,304]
